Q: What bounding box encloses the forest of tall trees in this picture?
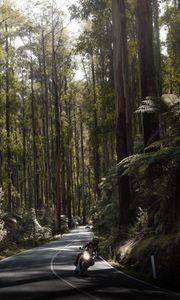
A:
[0,0,115,237]
[0,0,180,286]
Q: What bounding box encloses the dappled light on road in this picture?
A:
[0,227,180,300]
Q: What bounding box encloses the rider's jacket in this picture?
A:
[84,241,99,256]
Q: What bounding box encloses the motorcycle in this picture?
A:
[75,247,96,275]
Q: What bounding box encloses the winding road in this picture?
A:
[0,226,179,299]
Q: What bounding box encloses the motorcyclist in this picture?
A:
[84,238,99,257]
[74,238,99,274]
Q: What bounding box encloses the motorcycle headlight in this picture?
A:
[83,251,91,260]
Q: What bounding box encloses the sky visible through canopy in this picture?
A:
[15,0,80,36]
[14,0,167,40]
[13,0,83,79]
[12,0,167,78]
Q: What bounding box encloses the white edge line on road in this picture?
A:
[99,256,180,297]
[99,255,157,288]
[50,238,101,300]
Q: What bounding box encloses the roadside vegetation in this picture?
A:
[0,202,70,260]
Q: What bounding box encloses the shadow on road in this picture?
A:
[0,228,179,300]
[0,265,179,300]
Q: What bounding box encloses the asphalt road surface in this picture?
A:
[0,226,180,300]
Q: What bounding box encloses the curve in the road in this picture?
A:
[50,233,101,300]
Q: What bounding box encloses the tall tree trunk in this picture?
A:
[64,79,72,228]
[5,22,12,211]
[49,93,56,207]
[21,83,27,208]
[52,21,61,233]
[130,56,137,136]
[80,108,86,224]
[119,0,133,156]
[136,0,159,147]
[112,0,132,226]
[27,133,33,209]
[61,141,66,215]
[152,0,162,97]
[39,56,46,208]
[30,56,39,210]
[71,157,76,216]
[88,167,91,211]
[91,55,100,200]
[49,95,56,207]
[102,106,110,174]
[42,30,51,207]
[74,106,81,217]
[99,49,110,174]
[66,150,72,228]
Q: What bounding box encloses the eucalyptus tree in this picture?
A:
[70,0,115,203]
[136,0,160,147]
[1,0,78,231]
[0,1,26,211]
[31,1,74,231]
[18,0,78,230]
[160,0,180,232]
[5,19,11,210]
[152,0,162,97]
[40,27,51,208]
[112,0,133,227]
[161,0,180,94]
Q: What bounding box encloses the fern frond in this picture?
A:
[145,140,162,151]
[135,96,160,114]
[117,153,153,175]
[117,142,180,177]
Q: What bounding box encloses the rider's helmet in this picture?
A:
[92,237,99,245]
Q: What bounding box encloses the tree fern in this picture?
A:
[135,96,160,114]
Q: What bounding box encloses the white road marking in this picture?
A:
[99,256,180,297]
[99,255,157,288]
[50,236,101,300]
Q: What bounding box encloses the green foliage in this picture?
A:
[161,1,180,94]
[118,141,180,177]
[131,207,148,236]
[119,95,180,175]
[0,0,79,237]
[95,92,180,237]
[1,208,52,246]
[0,188,7,242]
[123,234,180,291]
[90,166,118,234]
[135,96,160,114]
[59,215,69,233]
